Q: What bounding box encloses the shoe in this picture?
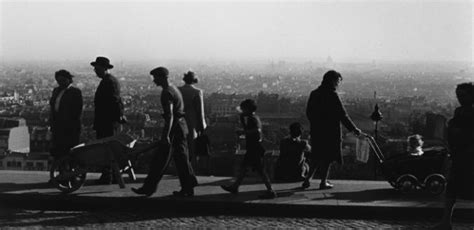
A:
[319,181,334,190]
[221,185,239,194]
[172,189,194,197]
[258,190,277,199]
[301,180,310,189]
[131,187,154,197]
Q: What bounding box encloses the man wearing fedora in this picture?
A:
[91,56,125,184]
[178,71,207,168]
[132,67,197,197]
[49,70,83,159]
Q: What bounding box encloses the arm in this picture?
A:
[195,90,206,132]
[301,140,311,163]
[306,91,315,121]
[303,140,311,153]
[72,89,83,121]
[279,140,287,158]
[334,92,360,134]
[161,92,174,144]
[105,78,124,122]
[49,88,57,127]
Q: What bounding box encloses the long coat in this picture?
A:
[306,85,357,164]
[178,84,206,139]
[93,73,123,135]
[49,85,83,157]
[446,105,474,200]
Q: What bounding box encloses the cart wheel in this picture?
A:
[424,174,446,195]
[50,158,87,194]
[396,174,418,194]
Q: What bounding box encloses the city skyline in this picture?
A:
[0,0,472,63]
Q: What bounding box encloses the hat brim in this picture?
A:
[183,74,198,83]
[91,62,114,69]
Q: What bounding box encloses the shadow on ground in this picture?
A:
[311,189,441,204]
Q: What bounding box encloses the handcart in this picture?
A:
[49,133,161,194]
[364,134,450,195]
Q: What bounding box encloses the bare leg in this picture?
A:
[256,168,273,191]
[319,161,331,185]
[302,160,318,187]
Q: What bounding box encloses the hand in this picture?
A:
[353,128,362,136]
[160,136,171,146]
[197,128,205,136]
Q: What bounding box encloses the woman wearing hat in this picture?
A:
[49,70,83,159]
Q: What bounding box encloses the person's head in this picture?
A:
[183,71,198,84]
[455,82,474,106]
[90,56,113,78]
[54,69,73,88]
[321,70,343,89]
[239,99,257,115]
[407,134,424,150]
[289,122,302,138]
[150,67,169,87]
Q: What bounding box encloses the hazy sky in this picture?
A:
[0,0,472,63]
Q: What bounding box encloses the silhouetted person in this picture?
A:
[436,82,474,230]
[178,71,207,166]
[49,70,83,159]
[221,99,277,199]
[91,56,125,184]
[132,67,197,197]
[303,70,361,190]
[275,122,310,182]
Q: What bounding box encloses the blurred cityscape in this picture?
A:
[0,59,472,179]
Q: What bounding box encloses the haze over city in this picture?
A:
[1,0,472,63]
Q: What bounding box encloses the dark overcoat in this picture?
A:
[49,85,83,156]
[93,73,124,134]
[446,105,474,200]
[306,85,357,164]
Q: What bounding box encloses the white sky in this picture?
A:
[0,0,472,63]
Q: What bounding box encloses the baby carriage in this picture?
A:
[49,133,160,194]
[364,134,450,195]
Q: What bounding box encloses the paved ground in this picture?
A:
[1,209,474,229]
[1,170,473,229]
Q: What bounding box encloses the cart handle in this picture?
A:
[128,141,162,157]
[360,133,385,163]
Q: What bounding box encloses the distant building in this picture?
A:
[0,117,51,171]
[0,117,29,154]
[0,151,49,171]
[30,126,51,152]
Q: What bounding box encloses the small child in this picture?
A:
[407,134,424,156]
[221,99,277,199]
[275,122,310,181]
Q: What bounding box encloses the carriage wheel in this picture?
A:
[396,174,418,194]
[424,174,446,195]
[49,158,87,194]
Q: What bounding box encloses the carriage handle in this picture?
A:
[360,133,385,163]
